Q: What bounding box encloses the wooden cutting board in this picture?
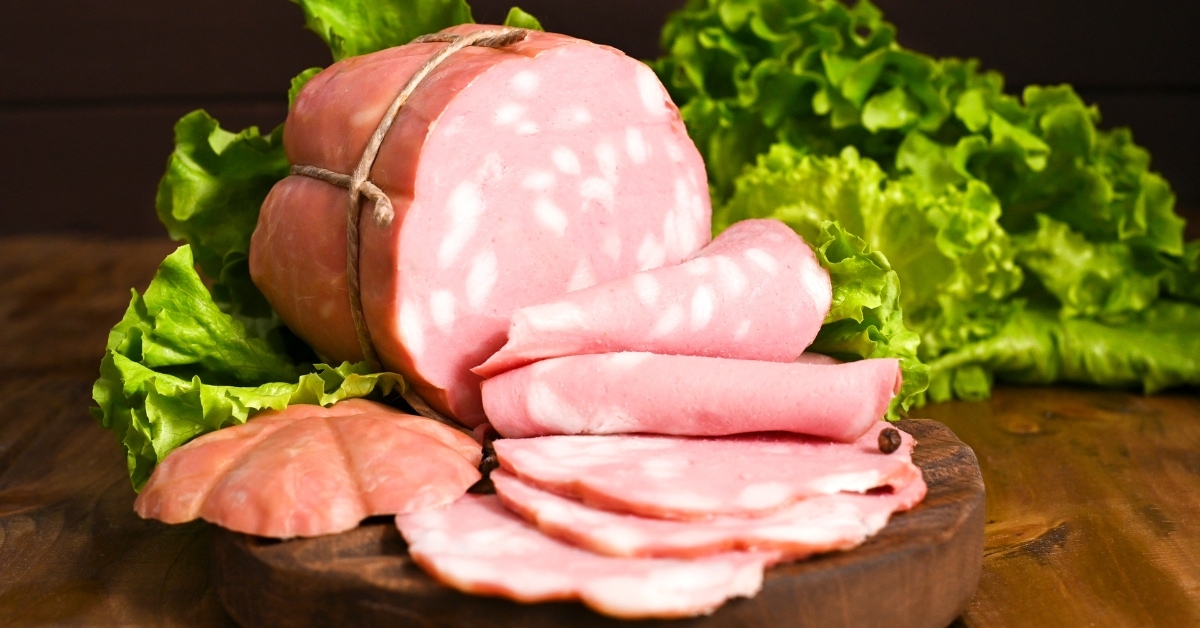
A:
[211,420,984,627]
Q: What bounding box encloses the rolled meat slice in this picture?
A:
[481,352,901,440]
[250,25,711,427]
[493,421,920,520]
[492,468,927,559]
[135,400,481,538]
[473,218,831,378]
[396,494,777,619]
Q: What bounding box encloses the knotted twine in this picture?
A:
[292,27,530,428]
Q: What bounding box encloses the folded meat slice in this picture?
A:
[493,421,919,520]
[481,352,901,441]
[135,400,481,538]
[396,494,776,619]
[492,469,926,559]
[473,219,831,378]
[251,25,711,427]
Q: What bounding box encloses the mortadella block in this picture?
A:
[482,352,901,440]
[250,25,711,427]
[473,218,831,378]
[135,400,481,538]
[492,468,926,559]
[396,494,776,619]
[493,421,920,520]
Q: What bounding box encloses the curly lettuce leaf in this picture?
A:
[290,0,474,60]
[155,110,289,323]
[721,145,1022,359]
[504,6,543,30]
[92,246,404,490]
[806,222,928,416]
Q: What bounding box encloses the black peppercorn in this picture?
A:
[878,427,902,454]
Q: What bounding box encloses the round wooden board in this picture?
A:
[212,420,984,627]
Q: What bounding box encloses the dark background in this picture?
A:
[1,0,1196,238]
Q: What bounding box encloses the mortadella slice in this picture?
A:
[135,400,481,538]
[473,219,831,378]
[492,469,927,559]
[481,352,901,440]
[251,25,711,427]
[396,494,776,619]
[493,421,920,520]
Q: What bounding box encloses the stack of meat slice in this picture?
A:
[396,218,927,619]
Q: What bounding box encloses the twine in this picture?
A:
[292,27,529,428]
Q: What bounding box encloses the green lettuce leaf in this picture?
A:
[155,110,289,324]
[806,222,928,416]
[504,6,544,30]
[290,0,474,60]
[92,246,404,490]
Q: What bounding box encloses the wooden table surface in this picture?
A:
[2,236,1198,626]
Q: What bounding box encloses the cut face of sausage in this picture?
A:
[493,421,920,520]
[473,218,832,378]
[492,468,927,559]
[482,352,901,440]
[251,27,711,427]
[134,400,481,538]
[395,494,776,619]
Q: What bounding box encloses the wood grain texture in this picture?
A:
[210,420,983,628]
[915,388,1200,626]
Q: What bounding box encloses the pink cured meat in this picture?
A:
[493,421,920,520]
[481,352,901,441]
[473,218,831,378]
[250,25,711,427]
[135,400,481,538]
[396,494,776,619]
[492,469,926,559]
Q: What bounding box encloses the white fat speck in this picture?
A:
[559,106,592,127]
[602,230,622,261]
[429,290,456,333]
[625,127,648,164]
[662,210,680,257]
[606,352,652,369]
[639,457,685,479]
[438,181,485,268]
[465,249,498,310]
[650,305,683,337]
[567,258,596,291]
[744,248,779,274]
[594,143,619,182]
[494,103,525,126]
[633,274,660,306]
[399,299,426,359]
[735,483,792,510]
[581,177,615,212]
[635,64,668,116]
[350,108,378,133]
[510,70,539,96]
[525,302,588,331]
[691,191,707,222]
[811,471,882,494]
[637,234,666,271]
[522,170,556,191]
[526,380,588,433]
[690,286,715,330]
[534,198,569,236]
[551,147,581,175]
[516,121,540,135]
[734,319,752,340]
[684,257,712,276]
[714,256,748,296]
[665,140,684,163]
[674,178,691,213]
[799,256,831,305]
[440,115,467,136]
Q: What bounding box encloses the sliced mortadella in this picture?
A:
[481,352,901,440]
[135,400,481,538]
[396,494,776,619]
[251,26,711,428]
[492,469,927,559]
[493,421,919,520]
[473,219,831,378]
